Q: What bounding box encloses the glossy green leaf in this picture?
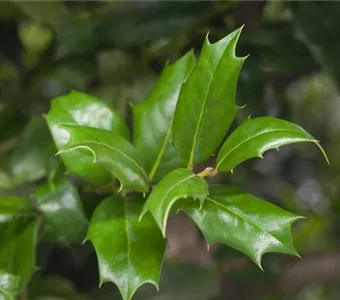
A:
[9,117,57,184]
[59,125,149,193]
[0,270,20,300]
[182,185,302,267]
[45,91,129,184]
[86,195,165,300]
[217,117,328,172]
[134,263,219,300]
[35,177,88,244]
[141,169,208,236]
[172,27,246,167]
[0,196,34,223]
[0,218,38,289]
[133,51,196,181]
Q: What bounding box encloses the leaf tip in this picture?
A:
[138,208,147,223]
[314,141,330,165]
[204,31,211,44]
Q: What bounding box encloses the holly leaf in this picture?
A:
[172,27,246,167]
[35,177,88,244]
[59,125,149,193]
[217,117,329,172]
[86,195,165,300]
[45,91,129,184]
[0,196,34,223]
[141,168,208,236]
[0,218,38,289]
[0,270,20,300]
[182,185,303,267]
[133,51,195,181]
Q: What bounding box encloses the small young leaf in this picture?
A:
[45,91,129,184]
[133,51,196,181]
[217,117,329,172]
[182,185,302,268]
[35,177,88,244]
[141,168,208,236]
[59,125,149,193]
[173,27,246,167]
[0,218,38,289]
[86,195,165,300]
[0,196,34,223]
[0,270,20,300]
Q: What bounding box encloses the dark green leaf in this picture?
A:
[0,270,20,300]
[9,117,57,184]
[0,218,38,289]
[217,117,328,172]
[86,195,165,300]
[0,196,34,223]
[134,263,219,300]
[35,177,88,244]
[59,125,149,193]
[133,51,196,181]
[45,91,129,184]
[141,169,208,236]
[182,185,302,267]
[173,27,246,167]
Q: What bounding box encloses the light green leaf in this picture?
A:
[141,169,208,236]
[9,117,57,184]
[0,218,38,289]
[182,185,303,267]
[59,125,149,193]
[87,195,165,300]
[134,263,219,300]
[133,51,196,181]
[45,91,129,184]
[35,177,88,244]
[0,270,20,300]
[0,196,34,223]
[172,27,246,167]
[217,116,329,172]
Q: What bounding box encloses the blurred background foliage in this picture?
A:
[1,1,340,299]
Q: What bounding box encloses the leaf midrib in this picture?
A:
[206,196,286,249]
[188,65,215,167]
[217,128,310,168]
[65,140,148,180]
[148,122,173,181]
[123,199,131,299]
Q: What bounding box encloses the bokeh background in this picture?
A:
[1,1,340,299]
